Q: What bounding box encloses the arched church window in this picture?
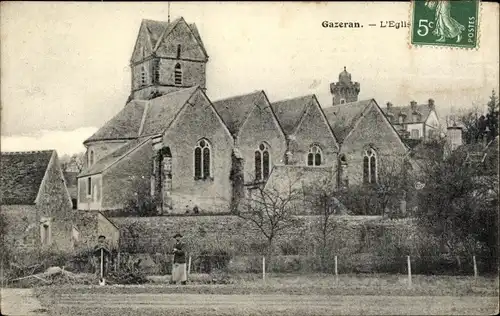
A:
[194,139,211,180]
[88,150,94,166]
[255,142,271,181]
[177,44,181,59]
[153,59,160,83]
[174,63,182,85]
[363,148,377,184]
[307,144,322,166]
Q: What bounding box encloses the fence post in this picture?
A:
[334,255,338,284]
[407,255,412,288]
[117,252,121,271]
[262,256,266,282]
[473,255,478,284]
[188,256,192,276]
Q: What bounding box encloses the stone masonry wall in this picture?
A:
[111,215,421,259]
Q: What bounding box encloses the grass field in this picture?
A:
[20,273,497,315]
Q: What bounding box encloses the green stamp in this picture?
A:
[411,0,479,48]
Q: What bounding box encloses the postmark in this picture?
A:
[411,0,479,49]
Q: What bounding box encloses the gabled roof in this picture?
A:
[85,87,198,144]
[322,99,373,143]
[271,95,313,136]
[1,150,54,205]
[383,103,434,124]
[212,91,264,136]
[84,100,148,144]
[132,17,208,63]
[140,86,199,136]
[79,137,152,177]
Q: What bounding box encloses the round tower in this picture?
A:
[330,66,361,105]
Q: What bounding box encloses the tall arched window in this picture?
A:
[363,148,377,184]
[88,150,94,166]
[177,44,181,59]
[194,139,211,180]
[153,58,160,83]
[255,142,270,181]
[174,63,182,85]
[307,144,322,166]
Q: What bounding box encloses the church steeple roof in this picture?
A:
[339,66,352,84]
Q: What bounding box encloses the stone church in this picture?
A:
[77,17,409,213]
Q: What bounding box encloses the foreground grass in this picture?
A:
[34,273,499,297]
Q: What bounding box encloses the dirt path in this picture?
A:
[1,288,49,316]
[36,292,498,316]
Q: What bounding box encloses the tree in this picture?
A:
[303,177,343,272]
[61,152,85,173]
[415,152,498,272]
[237,177,303,269]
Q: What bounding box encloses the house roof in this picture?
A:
[383,103,434,124]
[1,150,54,205]
[322,99,373,143]
[212,91,264,136]
[140,86,199,136]
[271,95,314,135]
[85,87,198,144]
[79,137,152,177]
[138,18,208,61]
[84,100,148,144]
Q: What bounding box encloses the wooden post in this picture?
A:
[473,255,478,283]
[407,255,412,288]
[100,249,104,279]
[188,256,192,276]
[262,256,266,282]
[334,255,338,283]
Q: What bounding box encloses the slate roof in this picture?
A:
[322,99,373,143]
[85,87,198,143]
[139,18,208,60]
[84,100,148,144]
[1,150,54,205]
[383,103,433,124]
[212,91,264,136]
[79,137,152,177]
[140,86,198,136]
[271,95,314,136]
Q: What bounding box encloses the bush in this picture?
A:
[196,249,231,274]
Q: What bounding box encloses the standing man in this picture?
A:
[94,235,111,284]
[171,233,187,285]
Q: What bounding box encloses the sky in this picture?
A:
[1,2,499,155]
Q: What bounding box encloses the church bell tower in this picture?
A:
[330,67,360,105]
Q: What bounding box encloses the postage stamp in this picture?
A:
[411,0,480,49]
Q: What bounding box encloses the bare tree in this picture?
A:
[237,175,304,268]
[303,176,342,272]
[61,152,85,173]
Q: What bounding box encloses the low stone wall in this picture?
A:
[110,215,422,258]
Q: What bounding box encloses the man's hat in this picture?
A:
[173,233,183,238]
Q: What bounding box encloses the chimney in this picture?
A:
[410,100,417,111]
[428,98,435,110]
[446,124,463,151]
